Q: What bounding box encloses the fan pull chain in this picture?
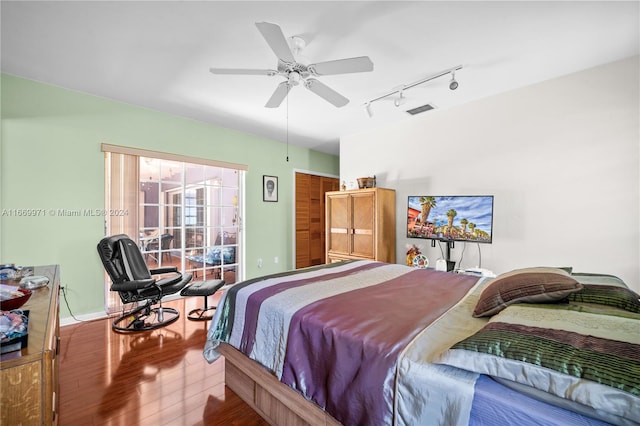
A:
[286,92,289,162]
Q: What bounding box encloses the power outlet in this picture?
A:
[274,256,279,264]
[257,258,263,268]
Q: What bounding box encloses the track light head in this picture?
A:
[365,102,373,118]
[449,71,458,90]
[394,90,406,107]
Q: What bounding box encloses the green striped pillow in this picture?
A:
[435,304,640,423]
[453,321,640,395]
[567,284,640,313]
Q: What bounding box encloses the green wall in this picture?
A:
[0,73,339,320]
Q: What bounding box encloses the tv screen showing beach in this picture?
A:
[407,195,494,243]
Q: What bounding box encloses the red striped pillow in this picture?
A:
[473,267,582,317]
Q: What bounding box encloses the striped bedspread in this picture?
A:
[204,260,479,425]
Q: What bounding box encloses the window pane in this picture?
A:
[204,166,223,185]
[204,227,219,246]
[160,160,182,182]
[185,163,205,185]
[141,205,159,229]
[161,181,181,193]
[222,266,237,284]
[221,227,238,243]
[221,206,236,227]
[141,181,160,204]
[222,168,239,188]
[140,157,161,181]
[185,227,204,249]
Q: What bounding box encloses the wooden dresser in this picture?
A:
[1,265,60,425]
[325,187,396,263]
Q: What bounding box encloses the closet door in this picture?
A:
[295,173,311,268]
[295,172,339,268]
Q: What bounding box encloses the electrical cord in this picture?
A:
[458,242,467,269]
[60,285,86,322]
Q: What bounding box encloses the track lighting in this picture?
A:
[449,71,458,90]
[363,65,462,118]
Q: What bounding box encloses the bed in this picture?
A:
[203,260,640,425]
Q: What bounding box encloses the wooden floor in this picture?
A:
[58,295,269,426]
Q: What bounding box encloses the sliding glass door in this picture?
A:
[139,158,240,282]
[104,148,244,314]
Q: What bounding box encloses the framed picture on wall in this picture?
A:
[263,175,278,202]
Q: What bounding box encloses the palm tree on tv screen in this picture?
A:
[460,218,468,234]
[469,222,476,234]
[445,208,457,237]
[419,197,436,224]
[446,209,457,228]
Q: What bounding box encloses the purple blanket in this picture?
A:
[279,268,478,425]
[239,261,383,355]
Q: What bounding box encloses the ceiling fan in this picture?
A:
[209,22,374,108]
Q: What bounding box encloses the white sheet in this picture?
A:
[395,277,489,425]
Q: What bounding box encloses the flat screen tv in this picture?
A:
[407,195,494,243]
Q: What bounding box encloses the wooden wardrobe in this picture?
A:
[325,187,396,263]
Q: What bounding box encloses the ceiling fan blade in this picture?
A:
[255,22,295,63]
[265,81,291,108]
[209,68,276,76]
[304,78,349,107]
[309,56,374,75]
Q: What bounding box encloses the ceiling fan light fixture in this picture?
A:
[289,36,306,52]
[288,71,301,86]
[289,36,307,57]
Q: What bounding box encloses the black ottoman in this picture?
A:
[180,279,225,321]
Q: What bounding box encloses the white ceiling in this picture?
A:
[1,1,638,156]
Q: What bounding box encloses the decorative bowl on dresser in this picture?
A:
[0,288,32,311]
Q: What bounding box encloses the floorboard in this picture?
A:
[58,295,268,426]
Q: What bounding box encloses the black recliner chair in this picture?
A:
[97,234,192,332]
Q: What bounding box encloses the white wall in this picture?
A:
[340,57,639,291]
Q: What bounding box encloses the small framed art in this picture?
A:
[263,175,278,202]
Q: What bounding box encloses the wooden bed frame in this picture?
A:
[218,343,342,426]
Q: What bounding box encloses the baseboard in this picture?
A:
[60,311,109,327]
[59,293,187,327]
[59,290,203,327]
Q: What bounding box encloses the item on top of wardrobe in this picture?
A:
[357,176,376,189]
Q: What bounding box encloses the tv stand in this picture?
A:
[432,239,455,271]
[445,240,454,263]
